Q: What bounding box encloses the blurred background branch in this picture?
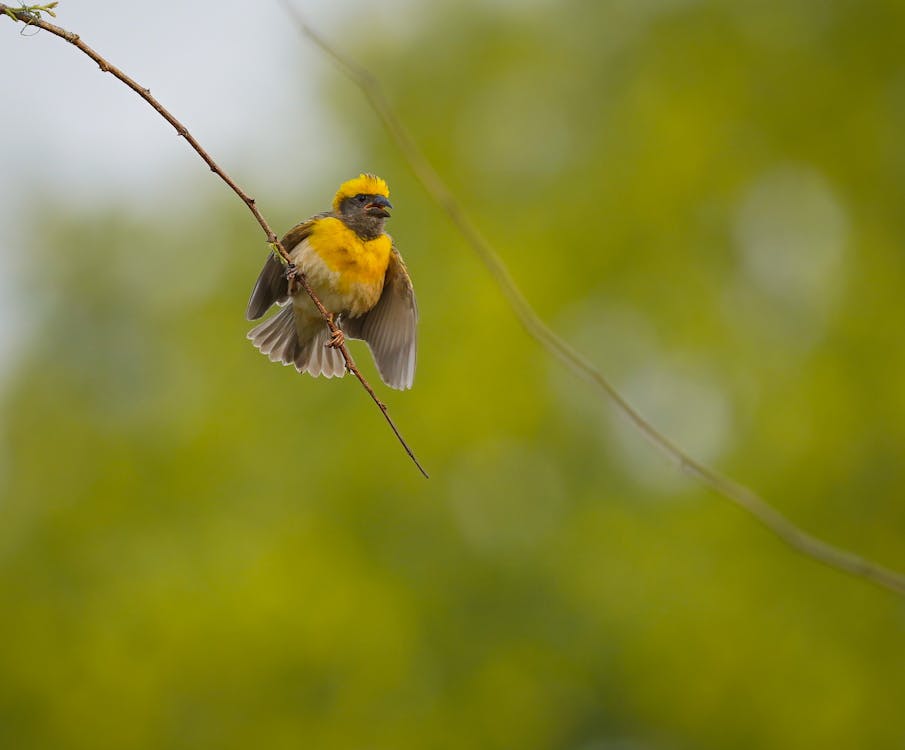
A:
[280,2,905,597]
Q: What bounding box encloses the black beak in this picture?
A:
[365,195,392,218]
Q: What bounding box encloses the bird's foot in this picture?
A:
[326,326,345,349]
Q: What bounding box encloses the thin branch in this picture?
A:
[281,2,905,596]
[0,3,428,479]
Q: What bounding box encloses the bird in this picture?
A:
[245,173,417,390]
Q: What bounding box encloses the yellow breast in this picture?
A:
[307,217,392,293]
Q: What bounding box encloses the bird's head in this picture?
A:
[334,173,392,238]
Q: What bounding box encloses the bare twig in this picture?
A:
[2,2,56,23]
[0,3,428,479]
[281,2,905,596]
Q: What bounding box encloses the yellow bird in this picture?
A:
[246,174,417,389]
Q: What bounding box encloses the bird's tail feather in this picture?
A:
[247,306,346,379]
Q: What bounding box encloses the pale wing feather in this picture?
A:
[248,305,345,378]
[248,306,298,363]
[345,248,417,390]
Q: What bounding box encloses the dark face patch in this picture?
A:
[339,193,392,240]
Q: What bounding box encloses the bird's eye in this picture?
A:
[356,194,368,204]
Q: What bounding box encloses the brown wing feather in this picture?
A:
[344,248,417,390]
[245,219,318,321]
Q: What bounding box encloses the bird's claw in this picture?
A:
[326,328,345,349]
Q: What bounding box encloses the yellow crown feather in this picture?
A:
[332,173,390,212]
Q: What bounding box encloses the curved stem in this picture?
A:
[0,3,428,479]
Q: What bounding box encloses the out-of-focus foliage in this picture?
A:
[2,1,905,748]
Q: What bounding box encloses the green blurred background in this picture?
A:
[1,1,904,748]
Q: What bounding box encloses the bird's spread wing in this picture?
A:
[344,247,418,390]
[245,220,317,321]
